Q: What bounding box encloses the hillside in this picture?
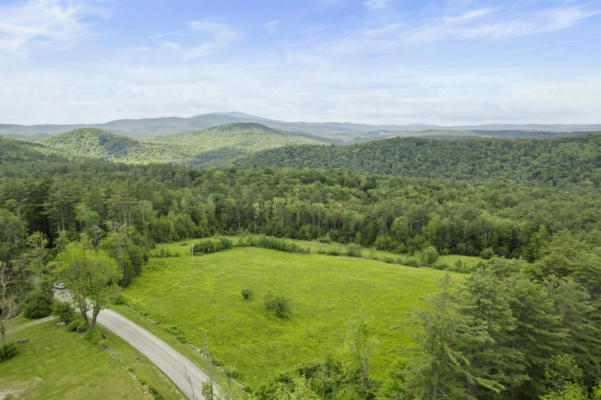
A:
[235,134,601,186]
[36,124,330,166]
[155,122,331,167]
[40,128,184,164]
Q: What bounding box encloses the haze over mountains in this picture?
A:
[2,112,600,143]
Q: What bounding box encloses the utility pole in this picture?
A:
[191,245,194,265]
[322,361,326,400]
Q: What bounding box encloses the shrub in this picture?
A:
[405,257,420,267]
[67,319,88,333]
[112,294,128,305]
[84,328,105,345]
[241,288,254,300]
[52,301,74,323]
[22,291,53,319]
[420,246,439,267]
[0,343,18,362]
[264,293,291,319]
[480,247,495,260]
[248,235,308,254]
[346,244,362,257]
[193,236,233,255]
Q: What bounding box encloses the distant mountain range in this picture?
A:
[2,111,600,142]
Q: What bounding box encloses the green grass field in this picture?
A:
[220,235,485,271]
[122,242,462,389]
[0,317,182,400]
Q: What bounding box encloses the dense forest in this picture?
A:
[2,135,601,399]
[236,134,601,187]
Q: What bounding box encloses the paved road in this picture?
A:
[54,291,213,399]
[97,309,212,400]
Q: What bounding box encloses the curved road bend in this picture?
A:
[96,309,212,400]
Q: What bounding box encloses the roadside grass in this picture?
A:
[0,318,183,400]
[122,244,462,389]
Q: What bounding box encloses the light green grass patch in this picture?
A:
[123,244,462,389]
[0,319,182,400]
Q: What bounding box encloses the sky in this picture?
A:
[0,0,600,125]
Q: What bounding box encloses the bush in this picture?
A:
[346,244,362,257]
[0,343,18,362]
[420,246,439,267]
[405,257,420,267]
[22,291,53,319]
[193,236,233,255]
[84,328,105,345]
[67,319,88,333]
[52,301,74,323]
[241,288,254,300]
[248,235,308,254]
[264,293,291,319]
[112,294,128,305]
[480,247,495,260]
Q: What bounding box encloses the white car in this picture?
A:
[54,282,65,290]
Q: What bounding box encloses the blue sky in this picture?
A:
[0,0,600,125]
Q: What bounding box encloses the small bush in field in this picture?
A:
[264,293,291,319]
[0,343,18,362]
[241,288,254,300]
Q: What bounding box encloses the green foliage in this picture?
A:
[264,293,291,319]
[346,244,362,257]
[243,235,309,254]
[67,319,89,333]
[193,236,233,255]
[201,382,215,400]
[241,288,254,300]
[419,246,439,266]
[39,123,330,166]
[236,134,601,187]
[0,342,18,362]
[56,239,122,327]
[22,290,53,319]
[52,300,75,323]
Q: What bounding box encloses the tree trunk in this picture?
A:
[1,321,6,346]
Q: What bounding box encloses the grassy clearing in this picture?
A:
[221,235,485,271]
[0,318,182,400]
[122,243,462,389]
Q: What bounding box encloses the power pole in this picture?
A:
[322,361,326,400]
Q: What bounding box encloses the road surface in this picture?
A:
[97,309,212,400]
[54,291,213,399]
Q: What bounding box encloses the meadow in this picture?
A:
[0,316,182,400]
[122,242,462,389]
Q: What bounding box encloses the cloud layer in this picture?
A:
[0,0,599,125]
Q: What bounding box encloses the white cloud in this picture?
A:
[263,20,279,34]
[364,0,389,11]
[0,0,105,56]
[1,59,600,125]
[315,5,599,55]
[156,18,238,60]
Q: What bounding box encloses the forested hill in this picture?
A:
[40,128,183,163]
[154,122,331,167]
[236,134,601,187]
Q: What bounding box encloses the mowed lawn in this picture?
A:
[0,321,151,400]
[123,244,461,388]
